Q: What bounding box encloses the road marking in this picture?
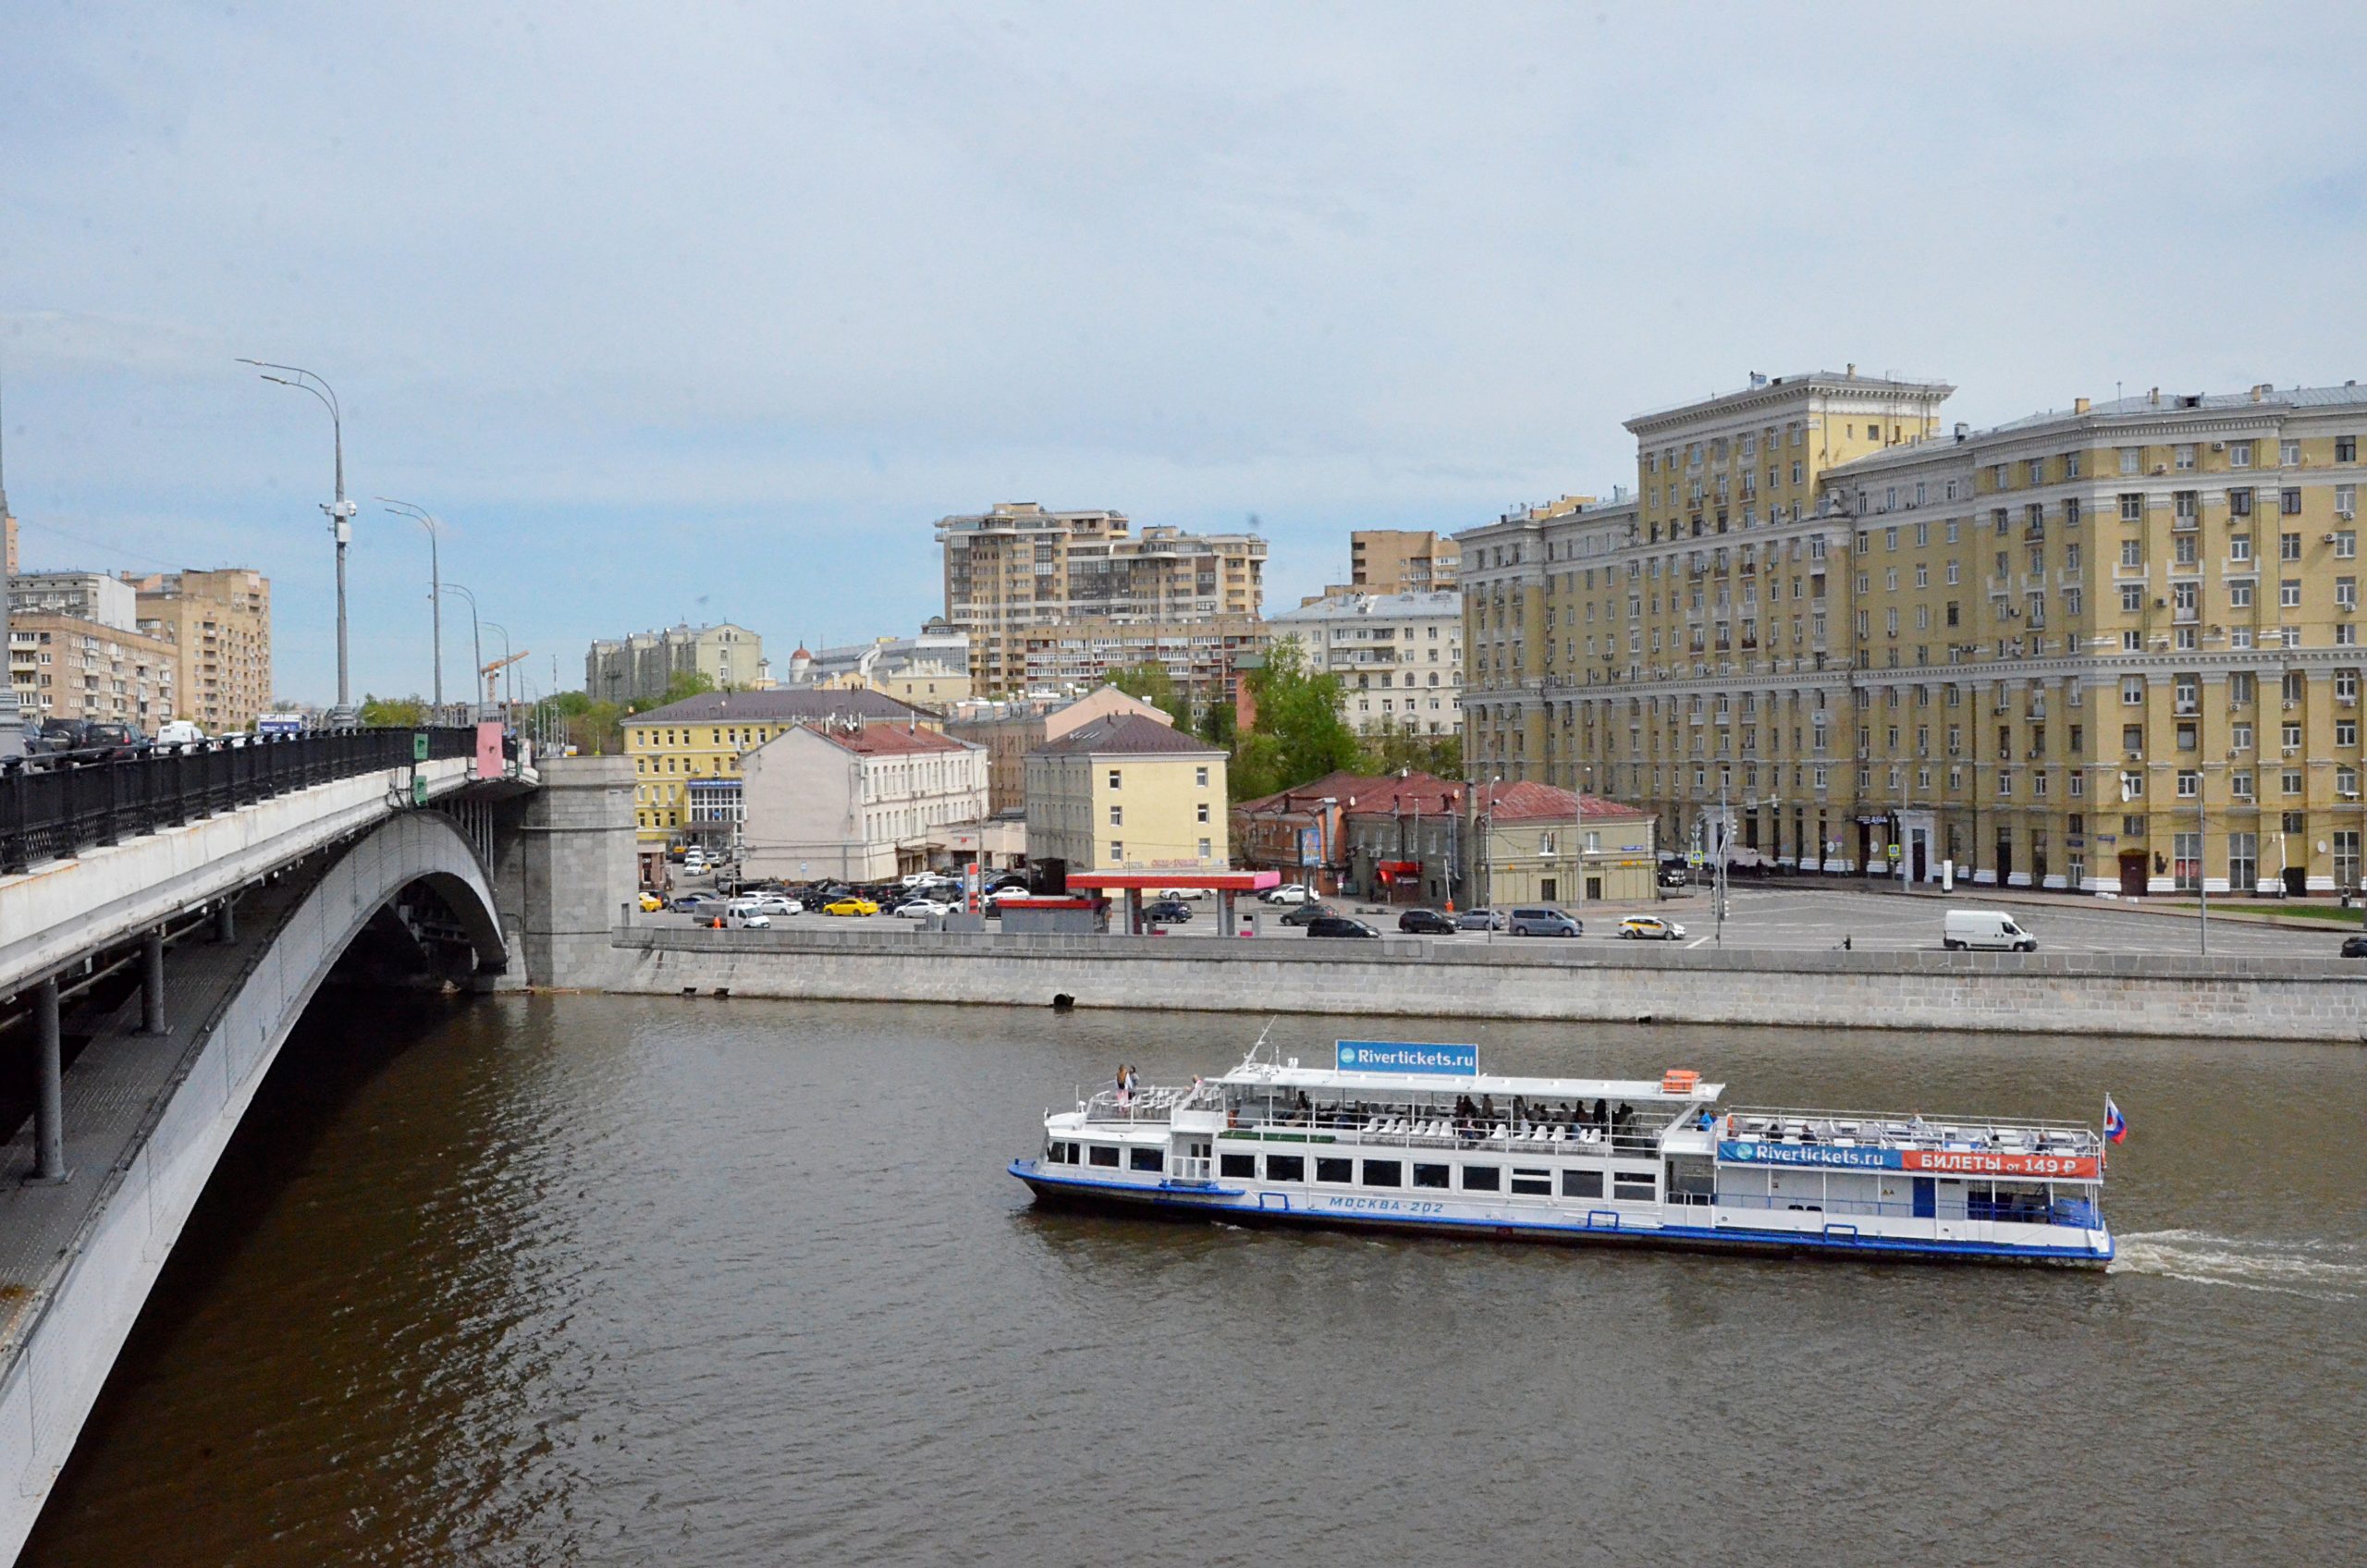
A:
[1685,936,1711,949]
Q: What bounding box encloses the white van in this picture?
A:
[1943,909,2037,952]
[155,719,207,747]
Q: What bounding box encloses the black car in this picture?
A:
[2343,935,2367,959]
[1144,899,1194,924]
[1397,908,1456,934]
[1279,902,1335,927]
[1306,915,1380,938]
[1657,864,1691,888]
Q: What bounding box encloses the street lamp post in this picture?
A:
[483,620,511,718]
[443,583,484,724]
[241,361,355,723]
[378,499,443,715]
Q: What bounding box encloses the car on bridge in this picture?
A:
[823,897,880,917]
[1618,915,1687,940]
[1396,909,1456,934]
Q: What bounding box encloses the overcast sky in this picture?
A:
[5,1,2362,705]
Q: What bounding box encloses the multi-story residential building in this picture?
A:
[622,686,939,850]
[1024,713,1228,876]
[126,569,273,733]
[1463,372,2367,896]
[780,619,973,709]
[10,571,139,628]
[1310,529,1462,600]
[1264,589,1463,735]
[946,684,1172,814]
[6,612,178,729]
[936,502,1266,693]
[587,621,765,707]
[1015,615,1267,712]
[740,719,987,882]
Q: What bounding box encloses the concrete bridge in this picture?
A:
[0,736,633,1563]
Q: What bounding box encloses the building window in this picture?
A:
[1108,768,1122,789]
[1108,841,1123,863]
[2230,441,2253,468]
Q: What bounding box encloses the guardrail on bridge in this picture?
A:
[1,728,481,875]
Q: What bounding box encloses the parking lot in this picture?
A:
[641,872,2342,958]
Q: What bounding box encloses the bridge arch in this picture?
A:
[1,809,505,1562]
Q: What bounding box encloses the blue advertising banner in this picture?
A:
[1337,1040,1478,1075]
[1718,1140,1903,1170]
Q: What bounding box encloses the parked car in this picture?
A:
[1148,887,1208,900]
[1264,884,1316,905]
[668,894,709,913]
[81,722,144,759]
[896,899,952,919]
[1942,909,2037,952]
[740,893,801,916]
[1509,907,1582,937]
[2342,936,2367,959]
[637,892,667,913]
[1306,915,1380,938]
[824,897,880,917]
[31,718,92,754]
[1279,902,1336,927]
[1618,915,1686,940]
[1396,908,1456,934]
[1456,908,1506,932]
[1657,864,1691,889]
[154,719,207,747]
[1144,899,1194,924]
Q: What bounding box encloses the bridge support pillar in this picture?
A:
[138,927,170,1036]
[215,898,236,944]
[30,977,67,1183]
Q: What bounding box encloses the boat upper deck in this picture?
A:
[1719,1105,2106,1180]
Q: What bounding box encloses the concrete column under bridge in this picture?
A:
[486,755,638,990]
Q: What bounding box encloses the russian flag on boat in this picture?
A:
[2103,1096,2128,1145]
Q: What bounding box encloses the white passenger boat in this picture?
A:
[1009,1038,2113,1267]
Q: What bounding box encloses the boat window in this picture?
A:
[1220,1153,1257,1179]
[1510,1168,1551,1196]
[1087,1145,1120,1168]
[1461,1165,1501,1192]
[1613,1170,1657,1201]
[1412,1163,1450,1189]
[1316,1158,1353,1183]
[1130,1147,1164,1173]
[1362,1160,1403,1187]
[1265,1155,1305,1182]
[1562,1169,1603,1199]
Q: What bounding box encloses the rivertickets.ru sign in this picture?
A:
[1719,1140,2098,1180]
[1336,1041,1478,1075]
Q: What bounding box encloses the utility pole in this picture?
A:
[242,361,355,723]
[2197,766,2209,956]
[1714,775,1730,946]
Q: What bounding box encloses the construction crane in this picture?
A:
[482,650,528,712]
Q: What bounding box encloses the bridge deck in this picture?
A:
[0,872,312,1367]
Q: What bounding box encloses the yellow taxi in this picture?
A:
[637,891,666,913]
[823,897,881,917]
[1616,915,1687,941]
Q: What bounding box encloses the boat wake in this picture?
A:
[2110,1231,2367,1300]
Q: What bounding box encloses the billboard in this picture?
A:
[1336,1040,1478,1075]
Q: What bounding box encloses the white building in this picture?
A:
[782,618,973,708]
[740,719,987,881]
[1263,589,1463,735]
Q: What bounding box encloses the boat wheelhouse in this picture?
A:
[1010,1039,2113,1267]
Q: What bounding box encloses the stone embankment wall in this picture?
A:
[606,927,2367,1042]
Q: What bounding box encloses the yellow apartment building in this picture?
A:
[1024,712,1229,876]
[1462,374,2367,895]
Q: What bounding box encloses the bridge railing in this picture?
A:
[0,728,481,875]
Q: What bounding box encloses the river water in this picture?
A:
[21,994,2367,1566]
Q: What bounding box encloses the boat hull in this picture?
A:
[1011,1162,2112,1268]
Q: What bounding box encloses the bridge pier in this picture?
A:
[137,929,169,1036]
[30,978,66,1184]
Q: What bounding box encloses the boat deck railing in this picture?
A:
[1239,1115,1673,1159]
[1078,1083,1223,1124]
[1721,1105,2102,1158]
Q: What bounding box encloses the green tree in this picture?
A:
[358,693,429,729]
[574,700,624,754]
[1196,694,1236,750]
[1103,660,1191,729]
[1357,724,1463,781]
[662,668,717,705]
[1229,637,1360,801]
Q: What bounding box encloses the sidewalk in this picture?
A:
[1753,872,2357,931]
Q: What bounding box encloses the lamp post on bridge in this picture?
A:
[443,582,484,724]
[483,620,512,718]
[377,499,443,717]
[240,360,356,725]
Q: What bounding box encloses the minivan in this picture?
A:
[1508,907,1582,937]
[1942,909,2036,952]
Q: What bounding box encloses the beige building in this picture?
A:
[947,684,1171,814]
[1463,372,2367,896]
[7,612,178,730]
[1309,529,1461,600]
[126,569,273,733]
[780,619,972,709]
[1016,615,1267,712]
[623,686,940,848]
[936,502,1266,694]
[1265,589,1463,736]
[741,719,987,882]
[1025,712,1229,876]
[588,621,765,706]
